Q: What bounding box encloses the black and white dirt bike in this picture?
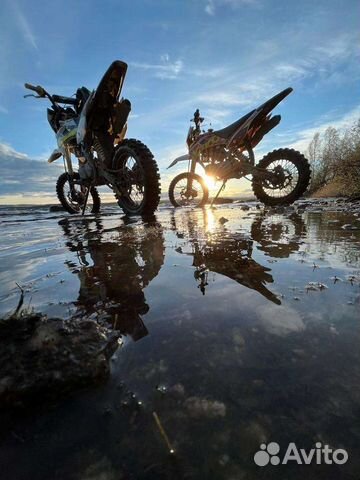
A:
[24,61,161,215]
[168,88,311,207]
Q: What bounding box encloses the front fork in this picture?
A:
[63,148,91,215]
[62,148,79,199]
[186,156,197,193]
[64,148,74,176]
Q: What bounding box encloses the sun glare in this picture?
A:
[203,173,218,192]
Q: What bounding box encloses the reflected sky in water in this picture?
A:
[0,204,360,480]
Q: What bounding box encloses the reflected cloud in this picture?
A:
[256,303,305,336]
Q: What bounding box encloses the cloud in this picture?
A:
[313,34,359,63]
[205,2,215,15]
[191,66,228,79]
[0,143,28,159]
[130,56,183,80]
[199,32,358,109]
[145,32,350,124]
[11,1,38,51]
[195,90,260,108]
[204,0,260,16]
[274,64,308,81]
[0,143,62,200]
[130,55,226,82]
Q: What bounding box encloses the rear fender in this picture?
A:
[76,90,95,144]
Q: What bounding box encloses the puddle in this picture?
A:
[0,202,360,479]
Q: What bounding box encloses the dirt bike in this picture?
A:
[167,88,310,207]
[24,61,161,215]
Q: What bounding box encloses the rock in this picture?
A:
[232,328,245,347]
[169,383,185,395]
[0,314,120,407]
[219,217,229,225]
[211,197,234,205]
[49,205,65,212]
[342,224,359,230]
[79,456,120,480]
[184,396,226,418]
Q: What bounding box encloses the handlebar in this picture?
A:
[52,94,78,106]
[24,83,78,110]
[24,83,46,97]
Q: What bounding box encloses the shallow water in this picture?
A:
[0,203,360,479]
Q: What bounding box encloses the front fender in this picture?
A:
[48,148,64,163]
[167,153,190,169]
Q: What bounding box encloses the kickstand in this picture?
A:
[81,187,90,215]
[210,181,226,208]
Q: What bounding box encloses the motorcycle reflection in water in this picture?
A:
[191,234,281,304]
[59,217,165,341]
[251,212,306,258]
[171,209,306,304]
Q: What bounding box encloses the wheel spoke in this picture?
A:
[62,180,95,213]
[171,175,206,207]
[261,158,300,198]
[116,151,146,211]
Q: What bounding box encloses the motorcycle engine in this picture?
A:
[78,160,95,180]
[205,157,240,180]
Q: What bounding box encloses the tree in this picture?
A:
[306,119,360,197]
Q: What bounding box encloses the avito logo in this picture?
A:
[254,442,348,467]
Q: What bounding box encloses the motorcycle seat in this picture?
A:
[213,110,255,139]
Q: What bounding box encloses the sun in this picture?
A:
[203,173,218,192]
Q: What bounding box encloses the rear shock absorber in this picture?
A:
[93,137,111,167]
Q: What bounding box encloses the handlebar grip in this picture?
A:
[24,83,38,92]
[24,83,46,97]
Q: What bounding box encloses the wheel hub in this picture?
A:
[264,166,292,189]
[181,188,198,200]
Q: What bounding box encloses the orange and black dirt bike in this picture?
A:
[24,61,161,215]
[167,88,311,207]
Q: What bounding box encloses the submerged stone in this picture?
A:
[185,396,226,418]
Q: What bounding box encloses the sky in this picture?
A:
[0,0,359,204]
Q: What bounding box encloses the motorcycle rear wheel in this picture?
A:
[168,172,209,207]
[56,172,101,214]
[252,148,311,206]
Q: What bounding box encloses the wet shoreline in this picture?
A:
[0,199,360,479]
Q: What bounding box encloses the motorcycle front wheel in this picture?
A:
[56,172,101,214]
[252,148,311,206]
[168,172,209,207]
[113,139,161,215]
